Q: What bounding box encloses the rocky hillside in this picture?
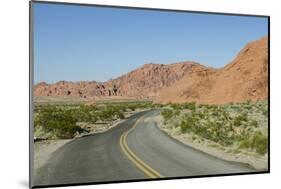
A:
[156,36,268,104]
[34,62,206,99]
[34,36,268,104]
[109,62,209,98]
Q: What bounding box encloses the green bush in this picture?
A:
[233,118,242,127]
[233,112,248,126]
[239,139,251,149]
[68,106,97,123]
[161,109,174,121]
[34,101,155,139]
[117,111,125,119]
[263,109,268,117]
[161,100,268,155]
[250,120,258,127]
[36,106,81,139]
[238,132,268,155]
[182,102,196,111]
[252,132,268,155]
[170,103,181,110]
[127,104,136,111]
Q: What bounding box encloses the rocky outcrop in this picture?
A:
[156,36,268,104]
[34,62,204,99]
[109,62,207,99]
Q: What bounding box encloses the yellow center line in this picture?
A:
[119,117,164,178]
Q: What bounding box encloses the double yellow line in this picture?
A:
[119,118,163,178]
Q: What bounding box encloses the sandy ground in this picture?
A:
[151,114,268,171]
[33,139,72,176]
[34,96,150,106]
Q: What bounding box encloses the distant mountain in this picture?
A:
[155,36,268,104]
[108,62,209,98]
[34,36,268,104]
[34,61,205,99]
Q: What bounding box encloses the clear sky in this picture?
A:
[33,2,268,84]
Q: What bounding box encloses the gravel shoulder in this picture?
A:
[33,139,72,176]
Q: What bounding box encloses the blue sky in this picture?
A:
[33,2,268,84]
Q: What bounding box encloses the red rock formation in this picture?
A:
[156,36,268,104]
[34,61,202,99]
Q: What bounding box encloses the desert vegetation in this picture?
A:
[161,100,268,155]
[34,101,155,139]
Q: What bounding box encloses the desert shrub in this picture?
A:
[174,109,180,116]
[249,120,258,128]
[240,112,248,121]
[34,101,155,139]
[116,105,127,112]
[182,102,196,111]
[161,109,174,121]
[170,103,181,110]
[180,116,196,133]
[180,114,236,146]
[197,111,205,119]
[116,111,125,119]
[238,131,268,155]
[233,118,242,127]
[263,109,268,117]
[128,104,136,111]
[100,108,116,120]
[222,111,230,120]
[180,121,188,133]
[36,106,81,139]
[68,106,97,123]
[233,112,248,126]
[160,100,268,155]
[251,132,268,155]
[239,138,251,149]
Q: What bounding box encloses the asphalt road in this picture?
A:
[33,110,256,187]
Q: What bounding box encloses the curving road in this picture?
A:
[33,110,256,187]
